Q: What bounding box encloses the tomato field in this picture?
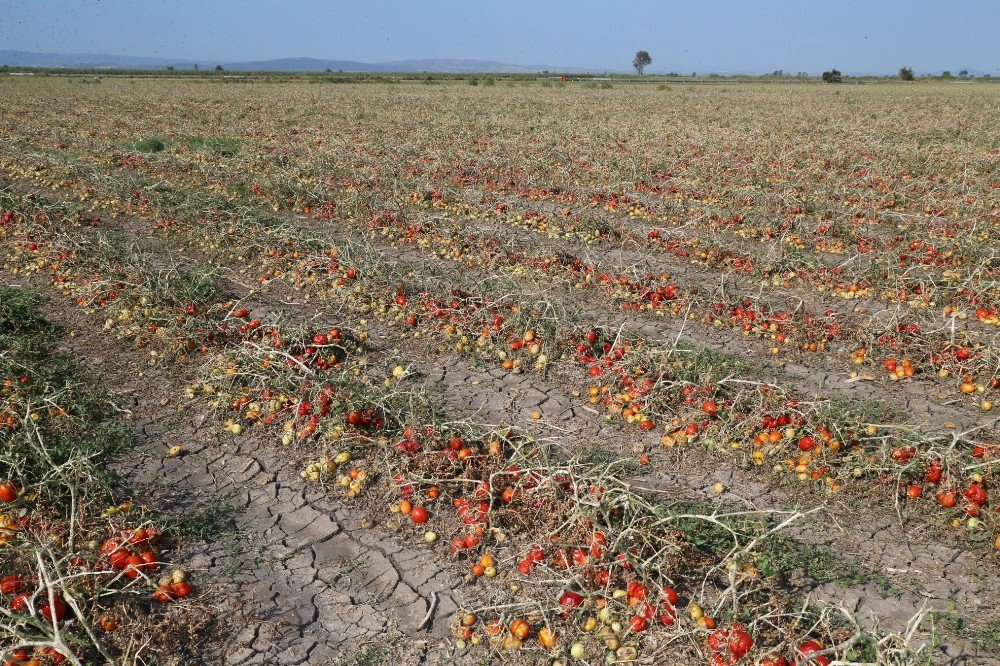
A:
[0,76,997,665]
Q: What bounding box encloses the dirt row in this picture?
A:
[355,220,996,437]
[444,188,998,426]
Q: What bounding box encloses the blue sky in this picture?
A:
[2,0,997,74]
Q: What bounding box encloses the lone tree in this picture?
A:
[633,50,652,75]
[899,67,914,81]
[215,64,224,72]
[821,68,842,83]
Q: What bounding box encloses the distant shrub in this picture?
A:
[822,69,843,84]
[468,77,479,86]
[134,137,165,153]
[483,77,496,86]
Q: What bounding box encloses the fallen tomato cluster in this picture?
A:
[1,287,200,663]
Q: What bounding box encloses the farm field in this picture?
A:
[0,76,998,665]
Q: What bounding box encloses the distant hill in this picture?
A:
[224,57,575,73]
[0,50,588,73]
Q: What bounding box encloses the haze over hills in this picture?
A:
[0,51,992,77]
[0,50,592,73]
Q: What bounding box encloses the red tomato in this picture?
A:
[127,528,150,546]
[590,532,608,558]
[107,550,129,570]
[964,483,987,506]
[707,629,729,652]
[41,595,68,622]
[629,615,648,632]
[410,507,429,524]
[627,581,649,600]
[171,582,194,598]
[558,590,583,611]
[798,640,831,666]
[0,482,17,503]
[728,629,753,657]
[10,592,30,612]
[100,538,122,555]
[0,574,24,594]
[937,491,957,508]
[657,606,676,626]
[124,555,144,579]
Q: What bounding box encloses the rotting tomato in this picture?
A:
[0,482,18,503]
[558,590,583,613]
[9,592,30,613]
[629,615,648,632]
[510,618,531,639]
[728,626,753,657]
[937,490,957,508]
[171,581,194,598]
[0,574,23,594]
[964,483,987,506]
[797,639,831,666]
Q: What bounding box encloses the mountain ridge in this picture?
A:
[0,50,591,73]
